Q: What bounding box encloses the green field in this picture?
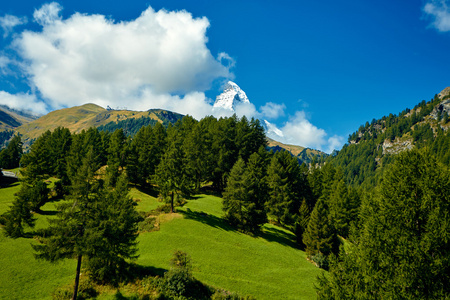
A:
[0,182,321,299]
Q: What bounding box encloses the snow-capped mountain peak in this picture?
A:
[213,81,250,111]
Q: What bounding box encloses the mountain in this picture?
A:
[329,87,450,186]
[266,137,327,164]
[15,103,183,146]
[0,105,39,147]
[0,105,38,131]
[213,81,325,163]
[213,81,250,111]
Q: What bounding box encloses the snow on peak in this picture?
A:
[263,119,285,142]
[213,81,250,111]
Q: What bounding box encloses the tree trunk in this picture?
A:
[170,191,174,213]
[72,254,82,300]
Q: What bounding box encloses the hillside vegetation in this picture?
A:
[329,88,450,187]
[1,88,450,299]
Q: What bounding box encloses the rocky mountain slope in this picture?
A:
[330,87,450,186]
[0,105,38,131]
[213,81,250,111]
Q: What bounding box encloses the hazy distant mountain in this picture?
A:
[0,105,38,131]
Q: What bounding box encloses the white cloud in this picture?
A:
[260,102,286,119]
[0,14,27,38]
[326,135,345,154]
[33,2,62,26]
[280,111,327,148]
[0,91,46,115]
[11,4,232,112]
[265,111,344,153]
[424,0,450,32]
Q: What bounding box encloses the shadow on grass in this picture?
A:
[259,226,300,249]
[180,209,234,232]
[36,208,58,216]
[113,291,141,300]
[135,185,159,199]
[129,263,167,278]
[180,209,301,250]
[199,185,223,197]
[0,178,19,188]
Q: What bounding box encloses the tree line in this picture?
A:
[1,110,449,299]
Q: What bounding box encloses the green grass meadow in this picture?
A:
[0,181,321,299]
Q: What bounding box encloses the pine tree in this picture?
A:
[317,149,450,299]
[3,179,49,237]
[33,148,141,298]
[266,151,304,226]
[302,197,338,263]
[154,128,193,212]
[106,129,127,186]
[222,158,247,229]
[0,134,23,169]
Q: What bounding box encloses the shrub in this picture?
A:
[52,278,97,300]
[310,252,329,270]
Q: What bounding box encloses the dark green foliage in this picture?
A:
[266,150,306,226]
[223,149,268,233]
[66,127,108,181]
[106,129,127,186]
[328,179,360,238]
[302,197,338,266]
[333,94,448,187]
[97,110,183,135]
[2,179,49,237]
[293,199,310,248]
[162,251,212,300]
[97,116,159,136]
[21,128,72,182]
[0,135,23,169]
[33,148,141,288]
[127,123,167,186]
[154,126,194,212]
[0,130,14,147]
[317,150,450,299]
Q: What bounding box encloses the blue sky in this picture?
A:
[0,0,449,152]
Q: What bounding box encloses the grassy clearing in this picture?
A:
[129,187,161,212]
[0,184,321,299]
[137,194,321,300]
[0,181,20,214]
[0,231,76,300]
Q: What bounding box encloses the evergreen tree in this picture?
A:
[223,149,268,233]
[266,151,304,226]
[222,158,247,229]
[0,135,23,169]
[33,148,141,298]
[302,197,338,267]
[154,128,193,212]
[106,129,127,186]
[3,179,49,238]
[293,199,310,248]
[317,149,450,299]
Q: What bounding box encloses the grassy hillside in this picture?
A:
[267,137,328,165]
[0,181,321,299]
[0,105,37,131]
[16,104,183,145]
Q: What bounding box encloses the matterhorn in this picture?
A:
[213,81,284,141]
[213,81,250,111]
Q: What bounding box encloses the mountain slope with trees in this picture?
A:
[329,87,450,187]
